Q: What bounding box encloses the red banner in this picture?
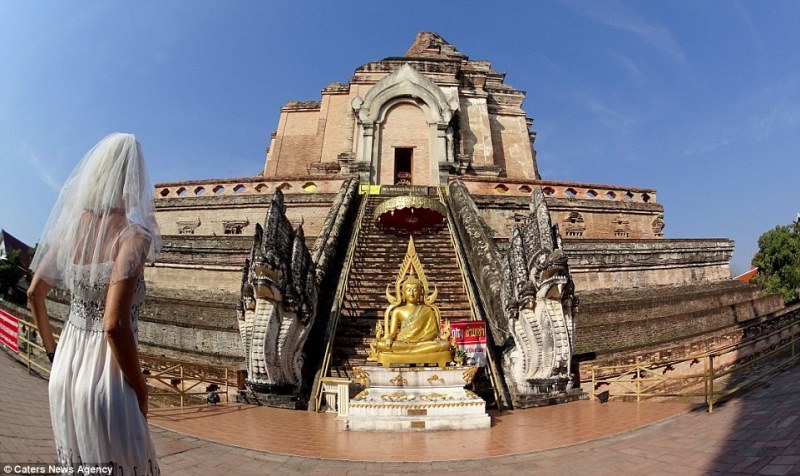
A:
[0,309,20,353]
[448,321,487,366]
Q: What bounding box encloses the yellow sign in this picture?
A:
[359,184,381,195]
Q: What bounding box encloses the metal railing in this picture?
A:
[310,189,371,412]
[590,315,799,412]
[436,186,510,409]
[13,317,237,408]
[141,356,236,407]
[17,318,57,377]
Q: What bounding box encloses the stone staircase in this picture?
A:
[328,193,473,379]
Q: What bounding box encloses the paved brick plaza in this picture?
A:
[1,349,798,475]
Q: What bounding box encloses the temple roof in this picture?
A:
[404,32,466,60]
[0,229,32,268]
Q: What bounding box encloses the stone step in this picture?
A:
[342,305,472,313]
[348,270,465,278]
[327,197,473,379]
[340,311,473,321]
[343,300,468,306]
[345,294,468,302]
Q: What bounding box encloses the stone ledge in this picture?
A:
[579,280,751,313]
[473,195,664,213]
[455,176,657,193]
[156,193,337,209]
[574,292,785,355]
[563,239,734,269]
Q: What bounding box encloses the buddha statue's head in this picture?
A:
[402,274,423,304]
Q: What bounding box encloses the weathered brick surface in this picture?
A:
[493,114,537,179]
[474,193,664,240]
[378,102,431,184]
[155,192,337,237]
[2,283,246,368]
[265,109,321,176]
[260,34,539,186]
[574,281,784,356]
[318,92,356,164]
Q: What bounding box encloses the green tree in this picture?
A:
[0,249,25,298]
[752,223,800,304]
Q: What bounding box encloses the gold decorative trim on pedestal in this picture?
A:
[389,373,408,386]
[427,375,445,385]
[462,366,479,384]
[381,392,417,402]
[419,393,454,401]
[352,368,371,387]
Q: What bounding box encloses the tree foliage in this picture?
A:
[0,249,25,298]
[752,223,800,304]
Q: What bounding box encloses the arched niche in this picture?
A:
[351,64,457,185]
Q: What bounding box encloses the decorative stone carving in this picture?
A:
[563,212,585,238]
[447,180,509,345]
[447,180,581,408]
[308,161,341,176]
[613,214,630,238]
[237,177,359,404]
[501,187,578,404]
[652,215,665,237]
[351,63,458,185]
[176,218,200,235]
[222,219,249,235]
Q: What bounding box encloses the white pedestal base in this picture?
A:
[346,366,491,432]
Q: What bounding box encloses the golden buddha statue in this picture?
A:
[368,238,456,367]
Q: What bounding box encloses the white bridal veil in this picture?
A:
[30,133,161,289]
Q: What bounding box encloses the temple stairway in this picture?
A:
[327,193,473,379]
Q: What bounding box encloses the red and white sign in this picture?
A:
[449,321,487,366]
[0,309,20,353]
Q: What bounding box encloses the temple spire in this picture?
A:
[405,31,466,59]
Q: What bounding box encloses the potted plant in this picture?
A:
[454,347,467,366]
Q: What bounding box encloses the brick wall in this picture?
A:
[155,193,337,238]
[378,102,430,185]
[564,239,733,290]
[473,194,664,241]
[459,97,494,165]
[493,114,536,179]
[266,109,321,176]
[573,281,785,356]
[318,93,355,163]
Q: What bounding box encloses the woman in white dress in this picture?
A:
[28,133,161,475]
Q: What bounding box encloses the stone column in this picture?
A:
[362,123,376,184]
[430,122,450,185]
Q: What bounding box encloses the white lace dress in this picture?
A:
[49,263,159,475]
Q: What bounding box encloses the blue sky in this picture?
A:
[2,1,799,275]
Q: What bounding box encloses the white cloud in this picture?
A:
[24,152,62,192]
[683,77,800,155]
[751,105,800,142]
[566,0,686,63]
[683,136,734,156]
[608,50,645,83]
[578,93,637,128]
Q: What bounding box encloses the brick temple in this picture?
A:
[18,32,786,410]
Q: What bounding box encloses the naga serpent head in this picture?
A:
[529,247,570,301]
